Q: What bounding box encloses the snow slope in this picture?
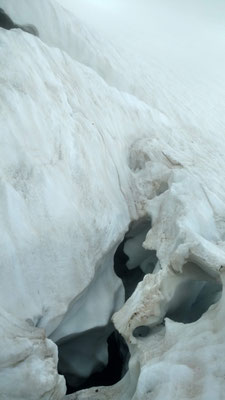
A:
[0,0,225,399]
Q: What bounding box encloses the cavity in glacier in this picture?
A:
[0,0,225,399]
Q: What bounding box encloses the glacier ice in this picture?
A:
[0,0,225,399]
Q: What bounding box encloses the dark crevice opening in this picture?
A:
[57,217,155,394]
[132,263,223,339]
[133,321,165,338]
[56,216,223,394]
[166,273,222,324]
[58,328,130,394]
[114,240,145,300]
[114,218,158,300]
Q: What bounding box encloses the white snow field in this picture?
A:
[0,0,225,399]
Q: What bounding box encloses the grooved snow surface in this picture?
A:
[0,0,225,399]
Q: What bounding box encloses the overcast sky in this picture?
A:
[56,0,225,79]
[56,0,225,64]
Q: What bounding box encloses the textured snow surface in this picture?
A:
[0,0,225,399]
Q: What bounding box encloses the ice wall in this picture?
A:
[0,0,225,399]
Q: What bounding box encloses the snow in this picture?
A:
[0,0,225,399]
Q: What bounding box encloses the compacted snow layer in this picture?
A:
[0,0,225,399]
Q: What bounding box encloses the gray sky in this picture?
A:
[56,0,225,67]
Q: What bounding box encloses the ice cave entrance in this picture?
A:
[166,262,222,324]
[57,217,158,394]
[58,326,129,394]
[57,218,222,393]
[114,218,158,300]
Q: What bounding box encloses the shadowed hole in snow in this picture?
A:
[133,322,165,338]
[57,221,222,393]
[133,325,151,338]
[166,262,222,324]
[58,326,130,394]
[114,217,158,300]
[132,262,223,340]
[56,218,156,394]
